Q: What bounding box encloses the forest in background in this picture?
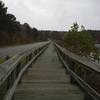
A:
[0,1,49,46]
[0,1,66,46]
[0,1,100,47]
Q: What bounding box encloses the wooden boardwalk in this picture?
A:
[15,44,84,100]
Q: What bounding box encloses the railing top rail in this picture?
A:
[0,41,49,85]
[55,43,100,73]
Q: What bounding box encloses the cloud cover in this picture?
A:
[3,0,100,31]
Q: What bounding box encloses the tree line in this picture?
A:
[0,1,49,46]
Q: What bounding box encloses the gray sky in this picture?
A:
[3,0,100,31]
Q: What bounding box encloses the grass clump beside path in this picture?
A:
[0,58,5,64]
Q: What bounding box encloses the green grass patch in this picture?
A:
[0,58,5,64]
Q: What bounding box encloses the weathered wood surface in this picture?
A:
[0,41,49,58]
[15,44,84,100]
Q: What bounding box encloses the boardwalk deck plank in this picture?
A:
[15,44,84,100]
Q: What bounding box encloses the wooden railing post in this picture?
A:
[11,93,15,100]
[29,53,33,67]
[84,92,93,100]
[16,62,22,84]
[69,61,76,84]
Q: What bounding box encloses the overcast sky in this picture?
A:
[3,0,100,31]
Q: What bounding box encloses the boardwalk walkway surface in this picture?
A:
[15,44,84,100]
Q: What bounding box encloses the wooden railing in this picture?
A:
[54,43,100,100]
[0,41,50,100]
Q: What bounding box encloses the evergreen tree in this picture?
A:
[64,22,95,56]
[0,1,7,30]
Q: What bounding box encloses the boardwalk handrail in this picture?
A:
[55,44,100,73]
[0,41,50,100]
[55,43,100,100]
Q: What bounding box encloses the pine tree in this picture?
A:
[64,22,95,56]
